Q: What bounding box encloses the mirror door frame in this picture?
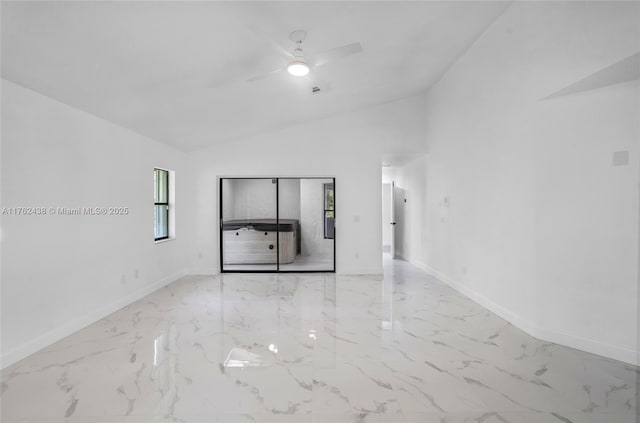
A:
[219,177,336,273]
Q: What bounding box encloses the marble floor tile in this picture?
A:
[1,255,638,423]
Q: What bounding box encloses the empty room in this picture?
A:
[1,1,639,422]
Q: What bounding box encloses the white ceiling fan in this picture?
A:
[247,30,363,82]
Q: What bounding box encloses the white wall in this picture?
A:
[381,183,392,248]
[1,79,192,366]
[187,94,428,275]
[413,1,640,364]
[381,167,398,184]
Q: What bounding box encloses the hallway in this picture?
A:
[1,256,637,422]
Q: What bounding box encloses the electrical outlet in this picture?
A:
[613,150,629,166]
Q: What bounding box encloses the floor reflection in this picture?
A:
[1,256,637,423]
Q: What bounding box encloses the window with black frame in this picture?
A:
[154,168,169,241]
[324,183,334,239]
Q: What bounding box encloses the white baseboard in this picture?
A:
[187,267,219,276]
[531,322,638,366]
[394,253,409,262]
[414,260,639,366]
[1,269,187,369]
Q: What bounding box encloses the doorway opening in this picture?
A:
[219,177,336,273]
[382,181,396,258]
[382,153,425,262]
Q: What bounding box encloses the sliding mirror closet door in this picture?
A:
[220,178,277,272]
[275,178,302,270]
[220,177,336,273]
[277,178,335,272]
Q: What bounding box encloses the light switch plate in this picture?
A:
[612,150,629,166]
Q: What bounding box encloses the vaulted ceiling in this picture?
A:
[1,1,509,151]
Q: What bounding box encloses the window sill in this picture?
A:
[154,237,175,244]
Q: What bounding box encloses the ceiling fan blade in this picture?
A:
[314,42,363,67]
[246,67,284,82]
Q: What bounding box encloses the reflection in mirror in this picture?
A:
[221,178,278,271]
[220,177,335,272]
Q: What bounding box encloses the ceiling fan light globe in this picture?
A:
[287,61,310,76]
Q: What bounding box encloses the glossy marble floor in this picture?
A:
[1,255,638,423]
